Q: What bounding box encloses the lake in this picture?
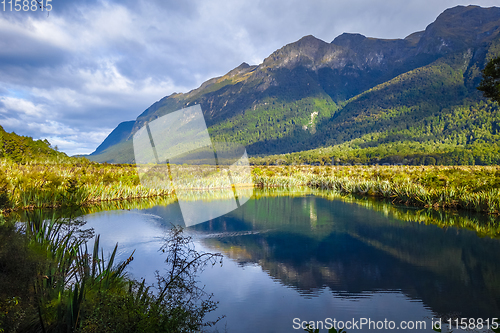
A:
[71,188,500,332]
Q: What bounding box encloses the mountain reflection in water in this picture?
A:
[191,191,500,319]
[24,188,500,332]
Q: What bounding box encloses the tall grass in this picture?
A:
[0,159,255,213]
[0,159,172,213]
[2,158,500,218]
[250,187,500,238]
[253,165,500,215]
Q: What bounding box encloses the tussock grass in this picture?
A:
[2,158,500,218]
[251,187,500,237]
[0,159,171,213]
[1,159,253,213]
[253,165,500,215]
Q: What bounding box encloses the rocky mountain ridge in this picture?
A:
[88,5,500,164]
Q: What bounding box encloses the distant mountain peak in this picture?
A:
[226,62,257,78]
[416,5,500,54]
[91,121,135,155]
[261,34,334,70]
[438,4,482,17]
[404,31,424,45]
[331,33,367,47]
[297,34,323,42]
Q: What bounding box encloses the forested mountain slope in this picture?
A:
[88,5,500,165]
[0,125,70,163]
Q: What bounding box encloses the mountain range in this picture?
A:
[88,5,500,165]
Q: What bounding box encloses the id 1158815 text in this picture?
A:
[2,0,52,11]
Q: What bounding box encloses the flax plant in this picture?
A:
[17,212,132,332]
[1,210,223,333]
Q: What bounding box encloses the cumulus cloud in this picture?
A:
[0,0,498,155]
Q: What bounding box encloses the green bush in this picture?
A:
[0,171,10,209]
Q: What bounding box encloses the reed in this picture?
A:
[253,165,500,216]
[0,159,173,213]
[2,158,500,217]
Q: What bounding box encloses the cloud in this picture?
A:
[0,96,107,154]
[0,96,47,117]
[0,0,498,156]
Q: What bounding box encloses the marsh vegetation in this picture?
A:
[1,158,500,218]
[0,212,222,333]
[253,165,500,215]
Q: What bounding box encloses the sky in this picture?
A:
[0,0,499,156]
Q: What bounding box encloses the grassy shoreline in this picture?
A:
[253,165,500,215]
[0,159,172,214]
[1,158,500,217]
[252,187,500,238]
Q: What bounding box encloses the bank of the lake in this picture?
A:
[254,165,500,215]
[1,159,500,219]
[0,159,171,213]
[3,187,500,332]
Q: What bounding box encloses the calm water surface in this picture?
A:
[79,190,500,332]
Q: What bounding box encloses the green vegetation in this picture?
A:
[208,95,338,154]
[0,125,72,164]
[478,55,500,103]
[0,214,222,332]
[0,159,171,213]
[252,165,500,215]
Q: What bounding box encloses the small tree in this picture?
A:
[478,56,500,103]
[155,225,224,331]
[77,225,224,333]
